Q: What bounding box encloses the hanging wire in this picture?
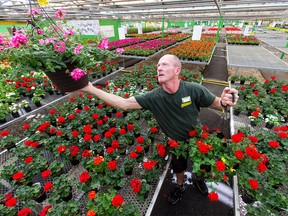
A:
[27,0,64,37]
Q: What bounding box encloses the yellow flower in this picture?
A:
[229,167,235,172]
[221,157,226,163]
[37,0,49,6]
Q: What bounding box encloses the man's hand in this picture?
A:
[220,87,239,107]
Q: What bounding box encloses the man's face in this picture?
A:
[157,56,179,83]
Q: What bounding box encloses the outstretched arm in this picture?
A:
[79,82,142,111]
[210,87,239,110]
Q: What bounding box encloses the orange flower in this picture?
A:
[87,209,96,216]
[88,190,97,200]
[94,156,104,165]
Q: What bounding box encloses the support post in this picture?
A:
[162,17,165,38]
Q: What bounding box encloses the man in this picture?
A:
[80,54,238,204]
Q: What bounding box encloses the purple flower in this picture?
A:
[71,68,85,81]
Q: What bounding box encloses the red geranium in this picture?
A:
[168,139,179,148]
[13,172,24,181]
[88,190,97,200]
[129,151,138,159]
[41,170,51,179]
[70,145,79,157]
[136,136,145,144]
[94,156,104,165]
[257,163,267,173]
[39,206,52,216]
[57,145,66,153]
[127,124,134,131]
[17,207,32,216]
[234,150,244,160]
[215,161,226,172]
[208,191,218,201]
[107,160,117,171]
[24,156,33,164]
[5,194,17,207]
[248,179,259,190]
[268,140,280,148]
[136,145,143,153]
[130,178,142,193]
[44,182,53,192]
[111,194,124,207]
[83,125,92,134]
[79,171,91,183]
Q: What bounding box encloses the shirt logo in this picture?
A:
[181,96,192,108]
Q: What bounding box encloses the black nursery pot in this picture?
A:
[45,62,89,93]
[34,187,47,203]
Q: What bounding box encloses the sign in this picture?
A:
[192,25,203,40]
[243,25,253,36]
[138,25,142,34]
[100,25,115,38]
[118,27,126,39]
[66,20,100,35]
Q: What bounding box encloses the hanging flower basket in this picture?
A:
[45,62,89,93]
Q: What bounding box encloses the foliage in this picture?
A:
[0,7,116,79]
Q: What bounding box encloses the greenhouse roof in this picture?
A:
[0,0,287,21]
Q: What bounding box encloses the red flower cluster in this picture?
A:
[37,122,51,133]
[188,129,196,137]
[3,193,17,207]
[130,178,142,193]
[143,160,157,170]
[83,125,92,134]
[23,123,30,130]
[13,171,24,181]
[24,156,33,164]
[136,145,143,153]
[215,161,226,172]
[136,136,145,144]
[248,179,259,190]
[127,124,134,131]
[82,149,92,157]
[57,145,66,153]
[79,171,91,183]
[156,143,166,157]
[87,210,96,216]
[268,140,280,148]
[111,194,124,207]
[196,141,212,154]
[88,190,97,200]
[44,182,53,192]
[208,191,218,201]
[129,151,138,159]
[17,207,32,216]
[150,127,158,134]
[234,150,244,160]
[94,156,104,165]
[39,206,52,216]
[245,147,261,160]
[257,163,267,173]
[24,139,40,148]
[70,145,79,157]
[41,170,51,179]
[108,160,117,171]
[231,132,245,143]
[168,139,179,148]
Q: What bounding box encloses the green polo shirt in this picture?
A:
[134,81,216,141]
